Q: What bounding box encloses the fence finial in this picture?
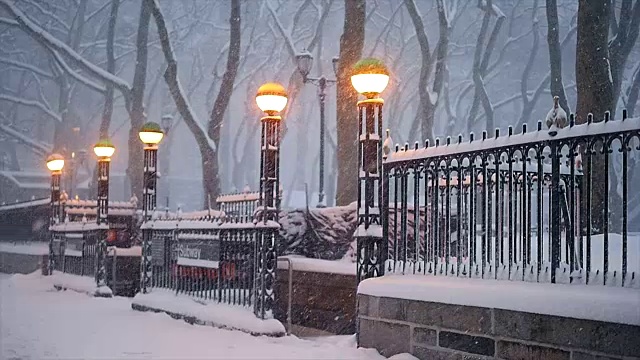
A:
[436,138,440,146]
[458,134,463,143]
[508,126,513,136]
[425,139,429,148]
[414,141,419,150]
[522,123,527,133]
[470,132,474,142]
[446,136,451,145]
[395,144,399,152]
[537,120,542,131]
[482,131,487,140]
[587,113,593,124]
[569,113,575,127]
[622,109,628,120]
[404,143,409,151]
[495,128,500,138]
[605,111,610,122]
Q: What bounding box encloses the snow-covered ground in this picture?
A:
[0,273,409,360]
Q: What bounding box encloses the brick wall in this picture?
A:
[358,294,640,360]
[274,269,357,334]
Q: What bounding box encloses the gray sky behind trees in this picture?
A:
[0,0,638,210]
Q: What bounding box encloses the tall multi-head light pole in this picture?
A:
[138,122,165,294]
[93,139,115,294]
[295,51,339,207]
[351,58,390,283]
[46,153,65,275]
[254,82,287,319]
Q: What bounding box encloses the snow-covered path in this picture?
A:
[0,273,390,360]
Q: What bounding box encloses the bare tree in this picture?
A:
[335,0,365,206]
[546,0,570,114]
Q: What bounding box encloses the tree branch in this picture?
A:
[0,94,61,122]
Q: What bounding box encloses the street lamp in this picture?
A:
[46,153,64,275]
[138,122,164,293]
[254,82,286,319]
[93,138,115,294]
[351,58,389,283]
[295,50,339,207]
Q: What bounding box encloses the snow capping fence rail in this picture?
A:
[381,112,640,288]
[141,205,280,320]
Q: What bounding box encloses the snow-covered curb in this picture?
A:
[358,275,640,326]
[132,290,286,337]
[48,272,113,297]
[278,255,356,275]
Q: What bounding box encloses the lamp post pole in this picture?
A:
[139,122,164,294]
[350,58,390,283]
[254,83,287,319]
[46,154,65,275]
[93,139,115,295]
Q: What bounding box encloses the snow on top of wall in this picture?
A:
[0,198,49,212]
[278,256,356,275]
[132,289,285,335]
[0,242,48,255]
[358,274,640,326]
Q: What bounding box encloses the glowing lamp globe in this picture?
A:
[46,153,65,172]
[139,122,164,145]
[256,83,288,115]
[351,58,390,97]
[93,138,115,158]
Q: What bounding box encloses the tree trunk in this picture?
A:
[545,0,570,114]
[627,65,640,117]
[576,0,614,233]
[608,0,640,115]
[99,0,120,139]
[335,0,365,206]
[206,0,240,208]
[127,0,152,201]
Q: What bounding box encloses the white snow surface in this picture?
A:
[358,274,640,326]
[278,255,357,275]
[48,272,113,297]
[0,242,48,255]
[0,273,393,359]
[133,289,285,335]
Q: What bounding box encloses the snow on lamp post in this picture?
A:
[46,153,64,276]
[254,82,286,319]
[93,138,115,295]
[139,122,164,294]
[351,58,389,282]
[295,50,339,207]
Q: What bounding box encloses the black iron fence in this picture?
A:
[382,113,640,288]
[143,207,279,319]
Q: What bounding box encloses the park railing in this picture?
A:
[142,201,280,319]
[382,112,640,288]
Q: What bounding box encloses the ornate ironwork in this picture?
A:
[141,145,158,293]
[356,98,385,282]
[382,111,640,288]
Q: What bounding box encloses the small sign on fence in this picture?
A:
[175,238,220,269]
[151,236,167,265]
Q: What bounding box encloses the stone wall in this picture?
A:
[358,294,640,360]
[0,252,46,274]
[274,269,357,334]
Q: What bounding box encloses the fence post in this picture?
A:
[550,140,561,283]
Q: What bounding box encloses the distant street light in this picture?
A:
[138,122,165,294]
[295,50,339,207]
[93,138,115,294]
[351,58,389,283]
[161,114,174,135]
[46,153,64,276]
